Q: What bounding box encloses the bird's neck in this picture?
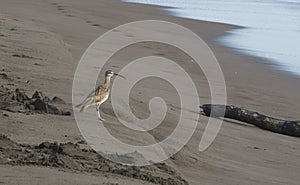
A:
[104,76,111,84]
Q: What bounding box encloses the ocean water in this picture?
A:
[123,0,300,76]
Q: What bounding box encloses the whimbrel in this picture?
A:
[76,70,125,121]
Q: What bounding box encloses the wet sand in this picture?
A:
[0,0,299,184]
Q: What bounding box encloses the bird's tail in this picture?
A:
[76,97,95,112]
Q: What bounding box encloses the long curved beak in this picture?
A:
[114,73,126,79]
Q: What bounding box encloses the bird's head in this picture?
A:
[105,70,125,79]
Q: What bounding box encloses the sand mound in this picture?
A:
[0,88,71,116]
[0,134,188,185]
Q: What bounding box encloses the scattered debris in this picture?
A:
[51,96,66,104]
[77,140,87,144]
[2,113,9,117]
[0,73,8,79]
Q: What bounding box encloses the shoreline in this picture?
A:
[122,0,300,77]
[122,0,300,80]
[0,0,300,184]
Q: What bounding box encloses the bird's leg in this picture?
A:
[96,104,105,121]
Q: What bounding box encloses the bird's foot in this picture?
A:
[99,118,106,121]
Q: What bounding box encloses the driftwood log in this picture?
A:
[200,104,300,137]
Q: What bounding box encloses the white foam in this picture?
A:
[123,0,300,75]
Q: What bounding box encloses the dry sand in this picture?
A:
[0,0,299,184]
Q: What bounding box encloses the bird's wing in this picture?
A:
[95,84,109,100]
[85,84,106,98]
[95,84,106,94]
[75,84,103,108]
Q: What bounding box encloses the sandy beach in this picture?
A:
[0,0,300,184]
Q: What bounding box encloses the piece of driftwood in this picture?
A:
[200,104,300,137]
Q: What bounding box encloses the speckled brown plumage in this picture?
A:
[76,70,125,121]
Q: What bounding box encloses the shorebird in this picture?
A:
[76,70,125,121]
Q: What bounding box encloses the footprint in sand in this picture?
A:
[91,23,100,27]
[52,3,75,18]
[56,5,65,11]
[85,20,102,28]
